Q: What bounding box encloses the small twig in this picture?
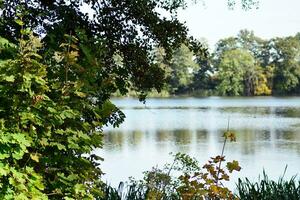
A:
[167,158,177,176]
[216,117,230,186]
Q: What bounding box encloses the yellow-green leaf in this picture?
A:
[30,153,40,162]
[15,19,24,26]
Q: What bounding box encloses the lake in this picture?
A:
[94,97,300,189]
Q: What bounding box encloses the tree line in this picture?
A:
[154,30,300,96]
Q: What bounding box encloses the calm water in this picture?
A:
[94,97,300,189]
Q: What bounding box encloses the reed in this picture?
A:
[236,171,300,200]
[99,182,147,200]
[101,173,300,200]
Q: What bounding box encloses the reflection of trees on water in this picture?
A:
[220,107,272,116]
[219,107,300,118]
[155,130,170,142]
[275,129,300,154]
[173,129,192,145]
[229,129,272,155]
[196,130,208,142]
[104,130,143,151]
[275,129,300,140]
[128,130,143,146]
[227,128,300,155]
[274,108,300,118]
[104,131,124,151]
[104,126,300,155]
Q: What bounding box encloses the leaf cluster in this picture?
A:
[0,23,126,198]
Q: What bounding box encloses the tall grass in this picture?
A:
[100,174,300,200]
[236,171,300,200]
[98,182,147,200]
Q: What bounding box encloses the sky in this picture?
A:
[177,0,300,49]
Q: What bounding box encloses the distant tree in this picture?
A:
[213,30,276,96]
[167,44,199,94]
[216,49,256,96]
[254,66,272,95]
[237,29,266,61]
[214,30,265,62]
[214,37,238,64]
[270,36,300,94]
[191,53,216,94]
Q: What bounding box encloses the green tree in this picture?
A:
[238,30,265,54]
[254,66,272,96]
[214,37,238,65]
[216,49,256,96]
[168,44,199,94]
[269,36,300,94]
[191,53,216,95]
[214,30,266,63]
[0,1,197,198]
[213,30,274,96]
[0,25,126,198]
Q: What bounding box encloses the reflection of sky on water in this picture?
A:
[95,97,300,188]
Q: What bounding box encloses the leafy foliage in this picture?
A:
[0,23,129,198]
[270,37,300,94]
[216,49,255,96]
[1,0,209,101]
[163,44,200,94]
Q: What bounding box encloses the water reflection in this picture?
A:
[128,130,143,147]
[196,130,208,143]
[156,130,171,142]
[104,131,124,151]
[173,129,192,145]
[99,97,300,187]
[103,128,300,155]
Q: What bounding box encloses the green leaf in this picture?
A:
[1,75,15,82]
[40,138,49,146]
[56,143,67,151]
[226,160,241,173]
[100,100,116,118]
[12,149,25,160]
[0,163,9,176]
[12,134,31,147]
[0,153,10,160]
[64,197,75,200]
[15,193,28,200]
[47,107,57,113]
[74,91,86,98]
[74,183,86,194]
[15,19,24,26]
[60,109,77,119]
[30,153,40,162]
[20,28,31,35]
